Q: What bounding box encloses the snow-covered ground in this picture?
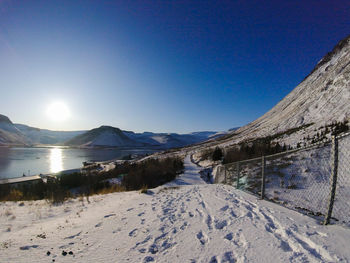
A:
[1,155,350,262]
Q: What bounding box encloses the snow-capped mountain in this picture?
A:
[14,124,85,145]
[65,126,220,148]
[65,126,138,147]
[0,115,29,146]
[207,34,350,148]
[124,130,219,148]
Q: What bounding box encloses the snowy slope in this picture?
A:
[195,35,350,149]
[0,115,29,146]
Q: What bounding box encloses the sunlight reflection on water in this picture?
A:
[50,148,63,173]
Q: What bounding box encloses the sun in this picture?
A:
[46,102,70,121]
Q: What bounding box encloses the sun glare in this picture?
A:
[46,102,70,121]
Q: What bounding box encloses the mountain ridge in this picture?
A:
[0,116,224,149]
[200,34,350,149]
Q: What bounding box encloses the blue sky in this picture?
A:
[0,1,349,133]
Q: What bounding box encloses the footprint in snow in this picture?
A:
[143,256,154,262]
[112,228,121,234]
[104,213,116,218]
[224,233,233,241]
[180,221,188,230]
[64,231,82,239]
[129,228,138,237]
[215,220,228,230]
[20,245,39,250]
[279,240,292,252]
[209,256,218,263]
[230,210,237,218]
[148,244,158,254]
[245,211,253,218]
[220,205,229,212]
[222,251,236,263]
[196,231,208,245]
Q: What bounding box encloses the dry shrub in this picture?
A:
[122,157,184,190]
[6,189,24,201]
[200,148,215,161]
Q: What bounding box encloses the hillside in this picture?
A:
[205,35,350,149]
[0,115,29,146]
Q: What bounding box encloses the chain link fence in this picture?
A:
[333,133,350,225]
[215,133,350,226]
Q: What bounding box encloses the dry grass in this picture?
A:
[157,186,180,193]
[1,189,24,202]
[140,186,148,194]
[95,184,126,195]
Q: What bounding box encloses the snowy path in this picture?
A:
[1,154,350,262]
[163,154,207,187]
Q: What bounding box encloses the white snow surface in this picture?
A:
[1,156,350,262]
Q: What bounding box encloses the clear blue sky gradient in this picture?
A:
[0,1,349,132]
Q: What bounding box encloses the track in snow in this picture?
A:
[163,154,207,187]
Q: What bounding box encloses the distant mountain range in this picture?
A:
[64,125,225,148]
[0,114,231,149]
[15,123,85,145]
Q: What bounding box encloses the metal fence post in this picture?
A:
[224,165,227,184]
[324,135,339,225]
[236,162,240,189]
[261,156,266,199]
